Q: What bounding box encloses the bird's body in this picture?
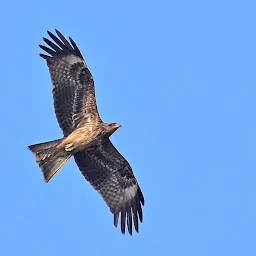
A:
[57,120,119,153]
[28,30,144,235]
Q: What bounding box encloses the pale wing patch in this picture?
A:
[124,184,138,201]
[66,55,85,66]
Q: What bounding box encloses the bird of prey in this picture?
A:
[28,29,144,235]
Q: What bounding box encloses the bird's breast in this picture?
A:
[59,124,103,152]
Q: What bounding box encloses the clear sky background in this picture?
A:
[1,0,255,255]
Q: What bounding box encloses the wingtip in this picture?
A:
[42,37,51,45]
[47,30,52,35]
[138,209,143,223]
[39,53,50,59]
[55,29,62,37]
[114,213,119,227]
[121,211,126,234]
[138,186,145,206]
[127,211,133,236]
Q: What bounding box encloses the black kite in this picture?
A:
[28,30,144,235]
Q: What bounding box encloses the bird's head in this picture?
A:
[104,122,122,136]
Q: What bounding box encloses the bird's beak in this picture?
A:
[118,124,122,128]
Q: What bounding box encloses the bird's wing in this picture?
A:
[74,139,144,235]
[40,29,101,136]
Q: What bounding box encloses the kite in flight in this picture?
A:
[28,29,144,235]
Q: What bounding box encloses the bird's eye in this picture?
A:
[109,123,116,126]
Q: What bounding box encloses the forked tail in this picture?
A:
[28,139,71,182]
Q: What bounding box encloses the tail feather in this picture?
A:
[28,139,71,182]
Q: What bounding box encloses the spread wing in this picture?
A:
[74,139,144,235]
[40,29,101,136]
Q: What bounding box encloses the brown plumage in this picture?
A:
[28,29,144,235]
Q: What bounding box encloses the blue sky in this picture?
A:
[1,0,256,255]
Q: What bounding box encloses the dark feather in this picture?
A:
[74,139,144,235]
[47,30,67,51]
[121,211,126,234]
[39,30,101,136]
[132,200,139,232]
[39,53,51,59]
[69,37,83,59]
[39,45,56,56]
[55,29,74,52]
[127,208,133,235]
[137,196,143,222]
[43,37,62,52]
[114,213,119,227]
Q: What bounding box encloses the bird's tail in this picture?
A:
[28,138,71,182]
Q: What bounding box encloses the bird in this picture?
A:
[28,29,144,235]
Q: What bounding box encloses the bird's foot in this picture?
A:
[65,143,74,152]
